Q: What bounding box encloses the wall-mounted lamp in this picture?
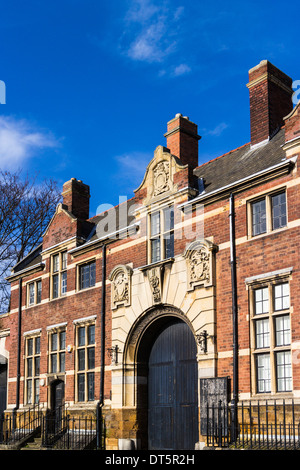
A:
[107,345,121,365]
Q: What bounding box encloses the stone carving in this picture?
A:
[153,161,170,196]
[109,265,133,309]
[147,266,162,303]
[185,240,215,290]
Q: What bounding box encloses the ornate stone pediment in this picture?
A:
[184,239,216,290]
[134,146,189,205]
[109,265,133,310]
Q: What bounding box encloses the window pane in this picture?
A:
[88,347,95,370]
[27,358,33,377]
[62,251,67,270]
[78,349,85,370]
[78,374,85,402]
[276,351,292,392]
[151,238,161,263]
[88,325,95,345]
[252,199,266,236]
[29,283,35,305]
[27,379,32,404]
[35,356,40,376]
[87,373,94,401]
[272,192,287,230]
[256,354,271,393]
[28,338,33,356]
[52,274,59,298]
[51,333,58,351]
[61,271,67,295]
[60,352,65,372]
[164,232,174,259]
[163,206,174,232]
[51,354,57,373]
[34,379,40,404]
[53,254,59,272]
[60,331,66,350]
[36,280,42,304]
[275,315,290,346]
[256,318,270,348]
[254,288,269,314]
[35,337,40,354]
[274,283,290,311]
[78,326,85,346]
[151,212,160,236]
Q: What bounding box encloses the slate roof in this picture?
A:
[193,128,286,196]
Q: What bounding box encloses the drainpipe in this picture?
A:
[97,243,107,448]
[229,193,238,440]
[13,277,22,428]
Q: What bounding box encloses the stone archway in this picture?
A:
[122,305,199,450]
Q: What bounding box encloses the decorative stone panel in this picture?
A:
[184,239,216,291]
[109,265,133,310]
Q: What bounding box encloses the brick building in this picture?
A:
[1,59,300,450]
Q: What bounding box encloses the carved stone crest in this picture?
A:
[153,161,170,196]
[184,240,216,290]
[109,265,133,309]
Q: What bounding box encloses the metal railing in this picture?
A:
[0,403,41,446]
[205,399,300,450]
[42,404,99,450]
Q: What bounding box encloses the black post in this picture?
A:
[13,277,22,430]
[97,243,107,449]
[229,193,238,441]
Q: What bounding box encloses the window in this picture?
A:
[49,329,66,374]
[27,280,42,306]
[250,280,292,394]
[76,323,95,401]
[149,206,174,263]
[25,335,40,404]
[79,261,96,290]
[51,251,67,299]
[249,190,287,237]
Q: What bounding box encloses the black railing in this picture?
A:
[42,404,99,450]
[205,399,300,450]
[0,403,41,446]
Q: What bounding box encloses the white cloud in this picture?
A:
[202,122,229,137]
[123,0,182,64]
[173,63,191,77]
[0,116,60,170]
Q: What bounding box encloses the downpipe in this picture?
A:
[97,243,107,449]
[229,193,238,441]
[13,277,22,429]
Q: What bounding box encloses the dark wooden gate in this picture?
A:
[148,320,198,450]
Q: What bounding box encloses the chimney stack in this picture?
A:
[247,60,293,147]
[164,113,201,168]
[62,178,90,220]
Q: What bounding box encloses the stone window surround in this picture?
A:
[246,267,293,396]
[246,186,288,239]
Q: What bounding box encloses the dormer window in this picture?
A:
[51,251,67,299]
[149,206,174,263]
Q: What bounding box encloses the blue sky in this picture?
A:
[0,0,299,216]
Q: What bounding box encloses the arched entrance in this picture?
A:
[147,319,198,450]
